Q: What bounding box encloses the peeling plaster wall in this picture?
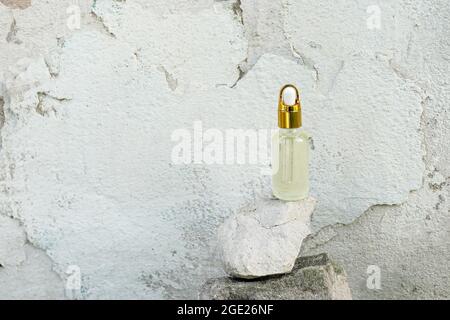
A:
[0,215,65,299]
[0,0,448,299]
[301,0,450,299]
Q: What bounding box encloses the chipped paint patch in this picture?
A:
[0,0,31,10]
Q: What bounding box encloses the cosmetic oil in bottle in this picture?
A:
[272,84,309,201]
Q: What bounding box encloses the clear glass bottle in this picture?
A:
[272,85,309,201]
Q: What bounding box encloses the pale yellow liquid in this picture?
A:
[272,128,309,201]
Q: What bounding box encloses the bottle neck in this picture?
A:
[278,127,303,137]
[279,127,302,134]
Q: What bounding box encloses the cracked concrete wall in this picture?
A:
[0,0,448,299]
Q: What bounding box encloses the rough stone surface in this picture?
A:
[200,253,352,300]
[0,0,448,299]
[219,196,315,279]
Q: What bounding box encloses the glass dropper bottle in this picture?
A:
[272,84,309,201]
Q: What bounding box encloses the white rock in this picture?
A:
[218,197,316,279]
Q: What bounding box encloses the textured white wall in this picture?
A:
[0,0,448,299]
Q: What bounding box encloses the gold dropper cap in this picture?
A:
[278,84,302,128]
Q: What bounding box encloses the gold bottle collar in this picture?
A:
[278,84,302,129]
